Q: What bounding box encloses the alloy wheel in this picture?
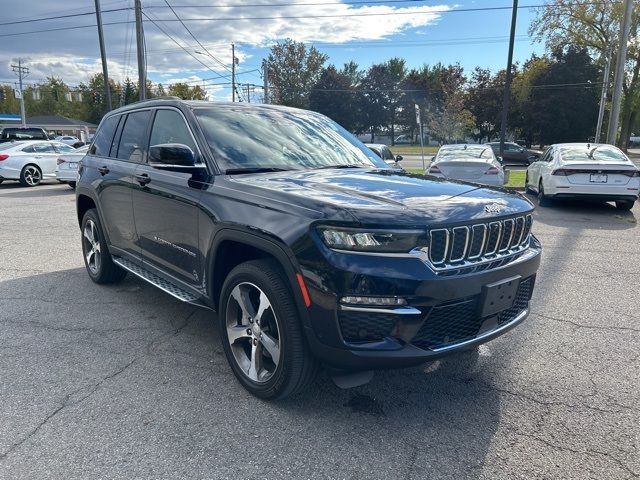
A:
[23,166,41,186]
[225,282,281,383]
[82,219,102,274]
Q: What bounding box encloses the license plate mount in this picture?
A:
[68,163,78,170]
[479,276,521,317]
[590,173,607,183]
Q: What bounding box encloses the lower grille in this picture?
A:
[339,311,397,342]
[412,277,532,350]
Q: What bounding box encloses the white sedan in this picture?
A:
[56,145,89,188]
[54,135,81,146]
[526,143,639,210]
[0,141,78,187]
[426,144,505,186]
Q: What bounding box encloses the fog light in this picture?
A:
[340,296,407,306]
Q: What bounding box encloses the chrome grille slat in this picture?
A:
[424,214,533,272]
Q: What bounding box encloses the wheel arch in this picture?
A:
[207,228,311,326]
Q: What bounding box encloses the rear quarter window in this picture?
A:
[90,115,120,157]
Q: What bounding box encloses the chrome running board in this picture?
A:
[113,257,206,307]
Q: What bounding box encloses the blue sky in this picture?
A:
[2,0,548,101]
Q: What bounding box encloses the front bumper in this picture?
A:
[298,236,541,369]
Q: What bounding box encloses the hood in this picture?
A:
[227,168,533,226]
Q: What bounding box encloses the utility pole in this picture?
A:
[94,0,112,111]
[11,59,28,127]
[607,0,633,146]
[499,0,518,158]
[231,43,236,102]
[262,60,269,104]
[134,0,146,100]
[595,43,613,144]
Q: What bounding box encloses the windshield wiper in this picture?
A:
[315,163,368,170]
[225,167,292,174]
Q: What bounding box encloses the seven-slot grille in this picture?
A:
[427,214,532,269]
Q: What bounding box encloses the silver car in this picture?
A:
[55,144,89,188]
[427,144,505,186]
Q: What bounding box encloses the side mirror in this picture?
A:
[431,155,436,161]
[519,147,525,153]
[149,143,201,169]
[497,156,503,163]
[395,155,403,162]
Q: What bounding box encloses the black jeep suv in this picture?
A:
[76,99,541,399]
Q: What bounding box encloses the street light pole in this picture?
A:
[499,0,518,159]
[11,59,28,127]
[134,0,146,100]
[231,43,236,103]
[595,43,613,144]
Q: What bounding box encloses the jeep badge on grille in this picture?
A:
[484,203,503,214]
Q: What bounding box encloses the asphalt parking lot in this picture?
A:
[0,182,638,479]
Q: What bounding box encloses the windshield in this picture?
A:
[437,146,494,161]
[559,145,629,163]
[194,106,387,172]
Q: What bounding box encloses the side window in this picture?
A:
[149,109,197,155]
[540,148,553,162]
[116,110,151,162]
[21,145,35,153]
[91,115,120,157]
[54,144,75,154]
[33,143,56,153]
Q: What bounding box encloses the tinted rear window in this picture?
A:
[1,128,47,140]
[116,111,151,162]
[438,147,493,160]
[559,146,629,163]
[91,115,120,157]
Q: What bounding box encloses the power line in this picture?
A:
[140,10,232,81]
[0,6,132,27]
[0,2,609,38]
[162,0,232,73]
[138,2,613,23]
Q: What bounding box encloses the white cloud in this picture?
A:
[1,1,452,86]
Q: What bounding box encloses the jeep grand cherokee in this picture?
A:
[76,98,541,399]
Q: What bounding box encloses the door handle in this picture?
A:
[34,156,43,159]
[97,166,109,175]
[135,173,151,186]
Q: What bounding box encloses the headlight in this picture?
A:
[317,227,423,253]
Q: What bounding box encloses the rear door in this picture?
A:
[132,107,204,288]
[91,110,151,259]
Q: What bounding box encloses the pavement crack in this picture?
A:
[534,313,640,334]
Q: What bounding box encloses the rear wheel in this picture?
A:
[81,209,126,284]
[615,200,635,211]
[19,164,42,187]
[538,180,552,207]
[219,259,317,399]
[524,173,535,194]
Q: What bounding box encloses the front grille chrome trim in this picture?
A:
[428,228,449,265]
[449,226,470,263]
[468,224,487,260]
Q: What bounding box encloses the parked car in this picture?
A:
[56,144,89,188]
[526,143,639,210]
[485,142,541,165]
[0,140,78,186]
[427,144,505,186]
[76,99,541,399]
[365,143,403,169]
[0,127,49,143]
[54,135,80,146]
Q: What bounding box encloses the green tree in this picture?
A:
[167,83,207,100]
[465,67,504,142]
[309,65,359,131]
[530,0,640,148]
[267,39,328,108]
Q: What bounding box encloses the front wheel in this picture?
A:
[615,200,635,211]
[219,259,317,399]
[19,164,42,187]
[81,209,126,284]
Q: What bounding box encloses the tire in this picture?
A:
[538,180,552,207]
[219,259,317,399]
[19,164,42,187]
[524,174,535,194]
[68,181,76,189]
[81,209,126,284]
[615,200,635,211]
